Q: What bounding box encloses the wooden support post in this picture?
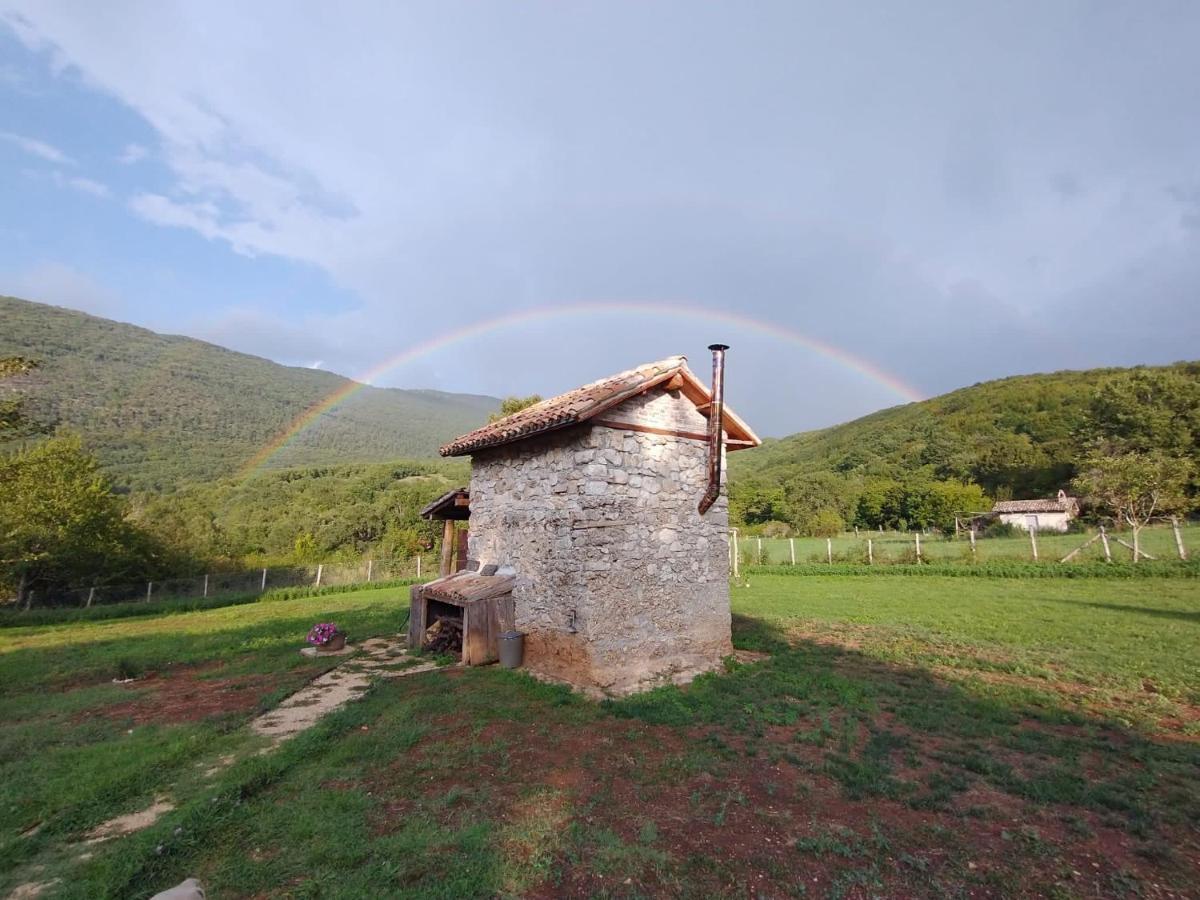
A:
[1172,517,1188,560]
[826,537,833,564]
[367,559,373,582]
[756,536,762,563]
[1060,532,1102,563]
[1029,526,1038,561]
[969,528,977,558]
[146,582,153,602]
[1114,536,1156,561]
[867,539,873,565]
[314,564,323,587]
[914,532,921,562]
[416,555,422,579]
[1099,525,1111,562]
[440,520,455,577]
[955,516,961,537]
[789,537,796,565]
[86,587,95,608]
[203,573,209,598]
[731,529,740,580]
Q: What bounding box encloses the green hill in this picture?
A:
[729,362,1200,534]
[0,296,499,490]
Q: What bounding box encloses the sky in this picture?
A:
[1,2,1198,437]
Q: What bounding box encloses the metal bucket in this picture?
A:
[498,630,525,669]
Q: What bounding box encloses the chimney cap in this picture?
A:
[707,343,730,351]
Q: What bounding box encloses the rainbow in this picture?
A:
[237,301,923,477]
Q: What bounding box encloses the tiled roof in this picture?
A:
[993,498,1078,514]
[440,355,758,457]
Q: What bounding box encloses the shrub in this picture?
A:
[762,520,793,539]
[805,509,845,538]
[983,520,1018,539]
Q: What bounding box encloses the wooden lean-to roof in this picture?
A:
[440,355,761,457]
[420,488,470,520]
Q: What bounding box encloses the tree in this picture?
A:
[0,356,47,440]
[488,395,543,423]
[0,435,161,605]
[1072,451,1193,562]
[1082,370,1200,459]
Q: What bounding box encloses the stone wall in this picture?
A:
[466,385,732,695]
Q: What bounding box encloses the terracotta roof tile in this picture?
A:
[992,498,1079,514]
[441,356,690,456]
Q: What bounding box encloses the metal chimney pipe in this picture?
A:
[698,344,728,515]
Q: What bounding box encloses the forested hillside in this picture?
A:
[729,362,1200,535]
[0,296,498,490]
[131,458,470,568]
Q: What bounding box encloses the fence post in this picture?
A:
[1172,517,1188,560]
[86,586,95,608]
[867,539,873,565]
[367,559,373,582]
[315,564,323,587]
[969,528,977,559]
[146,581,153,602]
[1099,525,1112,562]
[826,537,833,564]
[203,574,209,598]
[914,532,921,563]
[1029,526,1039,561]
[756,537,762,563]
[789,538,796,565]
[416,555,421,579]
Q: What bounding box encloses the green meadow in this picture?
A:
[2,575,1197,898]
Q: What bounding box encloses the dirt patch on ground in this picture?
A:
[362,668,1198,899]
[91,664,287,726]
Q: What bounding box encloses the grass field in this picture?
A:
[2,576,1197,898]
[740,522,1199,566]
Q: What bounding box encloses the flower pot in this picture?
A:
[318,632,346,652]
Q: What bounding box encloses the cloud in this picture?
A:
[0,129,73,164]
[3,3,1200,433]
[117,141,147,164]
[49,170,110,197]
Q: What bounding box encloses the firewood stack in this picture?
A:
[422,616,463,654]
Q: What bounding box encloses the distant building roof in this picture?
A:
[440,355,760,457]
[993,494,1079,515]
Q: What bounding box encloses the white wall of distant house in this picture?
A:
[999,511,1072,533]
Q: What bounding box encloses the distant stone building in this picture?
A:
[422,353,759,696]
[992,490,1080,532]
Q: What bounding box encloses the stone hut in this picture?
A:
[421,351,760,696]
[992,490,1080,533]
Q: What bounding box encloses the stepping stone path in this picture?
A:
[79,640,440,848]
[251,637,442,744]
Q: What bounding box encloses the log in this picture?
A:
[423,615,463,654]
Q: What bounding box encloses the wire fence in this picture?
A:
[735,520,1195,568]
[18,556,430,609]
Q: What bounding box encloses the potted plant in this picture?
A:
[307,622,346,652]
